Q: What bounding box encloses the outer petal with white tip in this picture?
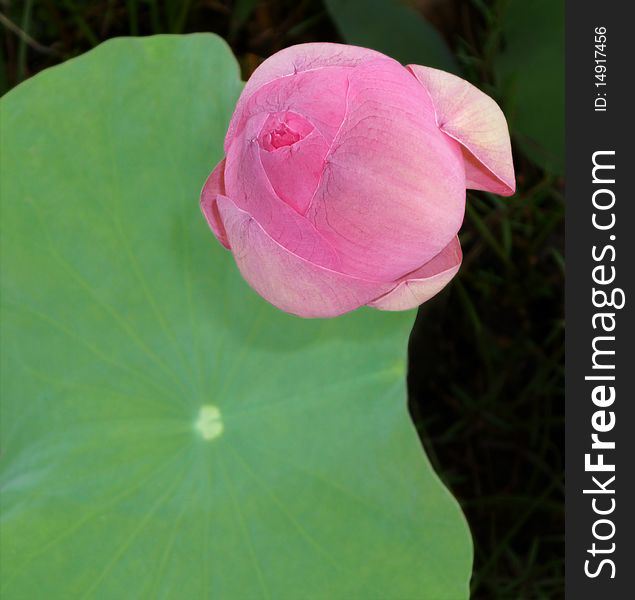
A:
[408,65,516,196]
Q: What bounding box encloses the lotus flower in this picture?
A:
[201,43,514,318]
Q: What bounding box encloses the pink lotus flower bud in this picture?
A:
[201,43,515,318]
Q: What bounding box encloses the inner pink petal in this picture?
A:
[258,111,314,152]
[224,113,341,271]
[229,66,350,149]
[256,111,329,215]
[225,44,382,153]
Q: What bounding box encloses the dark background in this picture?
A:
[1,1,565,598]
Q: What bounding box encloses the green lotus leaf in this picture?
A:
[0,34,472,599]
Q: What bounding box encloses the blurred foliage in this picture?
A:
[324,0,457,72]
[492,0,565,174]
[409,2,564,597]
[1,0,564,598]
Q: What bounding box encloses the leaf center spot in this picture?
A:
[194,404,224,441]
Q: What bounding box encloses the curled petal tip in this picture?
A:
[408,64,515,197]
[368,237,462,311]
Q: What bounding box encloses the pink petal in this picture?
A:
[224,113,341,271]
[257,112,331,214]
[228,66,351,153]
[369,237,462,311]
[216,195,392,318]
[200,159,230,249]
[242,43,382,98]
[226,43,383,149]
[307,58,466,281]
[408,65,515,196]
[257,111,315,150]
